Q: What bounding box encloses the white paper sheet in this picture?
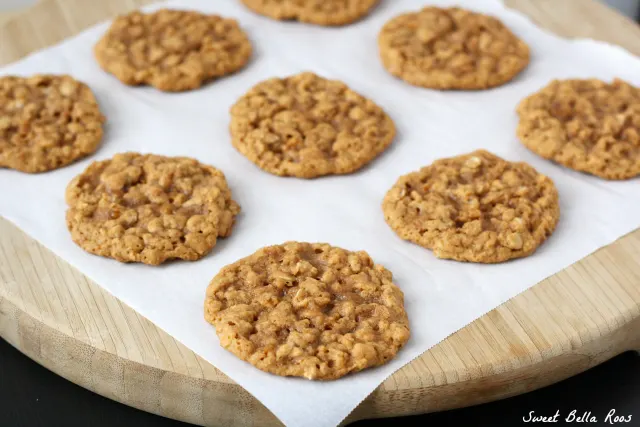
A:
[1,0,639,425]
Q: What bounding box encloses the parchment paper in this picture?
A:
[1,1,639,426]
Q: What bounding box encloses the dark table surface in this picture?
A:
[0,338,638,427]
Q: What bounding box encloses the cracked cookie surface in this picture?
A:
[94,9,252,92]
[517,78,640,180]
[240,0,379,26]
[65,152,240,265]
[382,150,559,263]
[0,75,105,173]
[378,7,529,90]
[205,241,410,380]
[230,72,395,178]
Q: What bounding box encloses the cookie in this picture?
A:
[378,7,530,90]
[0,75,105,173]
[230,72,396,178]
[94,9,252,92]
[239,0,379,26]
[205,241,410,380]
[65,153,240,265]
[382,150,559,263]
[517,78,640,180]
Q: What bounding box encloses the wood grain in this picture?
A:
[1,1,639,426]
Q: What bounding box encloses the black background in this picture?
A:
[1,338,638,427]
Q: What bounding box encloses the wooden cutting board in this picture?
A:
[1,1,639,426]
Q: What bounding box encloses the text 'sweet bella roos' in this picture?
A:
[523,409,632,424]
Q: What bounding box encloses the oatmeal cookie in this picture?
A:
[378,7,530,90]
[205,241,410,380]
[230,72,395,178]
[65,153,240,265]
[0,75,105,173]
[239,0,379,26]
[382,150,559,263]
[94,9,252,92]
[517,78,640,180]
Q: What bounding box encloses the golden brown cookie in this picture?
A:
[382,150,559,263]
[239,0,379,26]
[517,78,640,180]
[0,75,105,173]
[94,9,252,92]
[65,153,240,265]
[378,7,530,90]
[205,241,410,380]
[230,72,396,178]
